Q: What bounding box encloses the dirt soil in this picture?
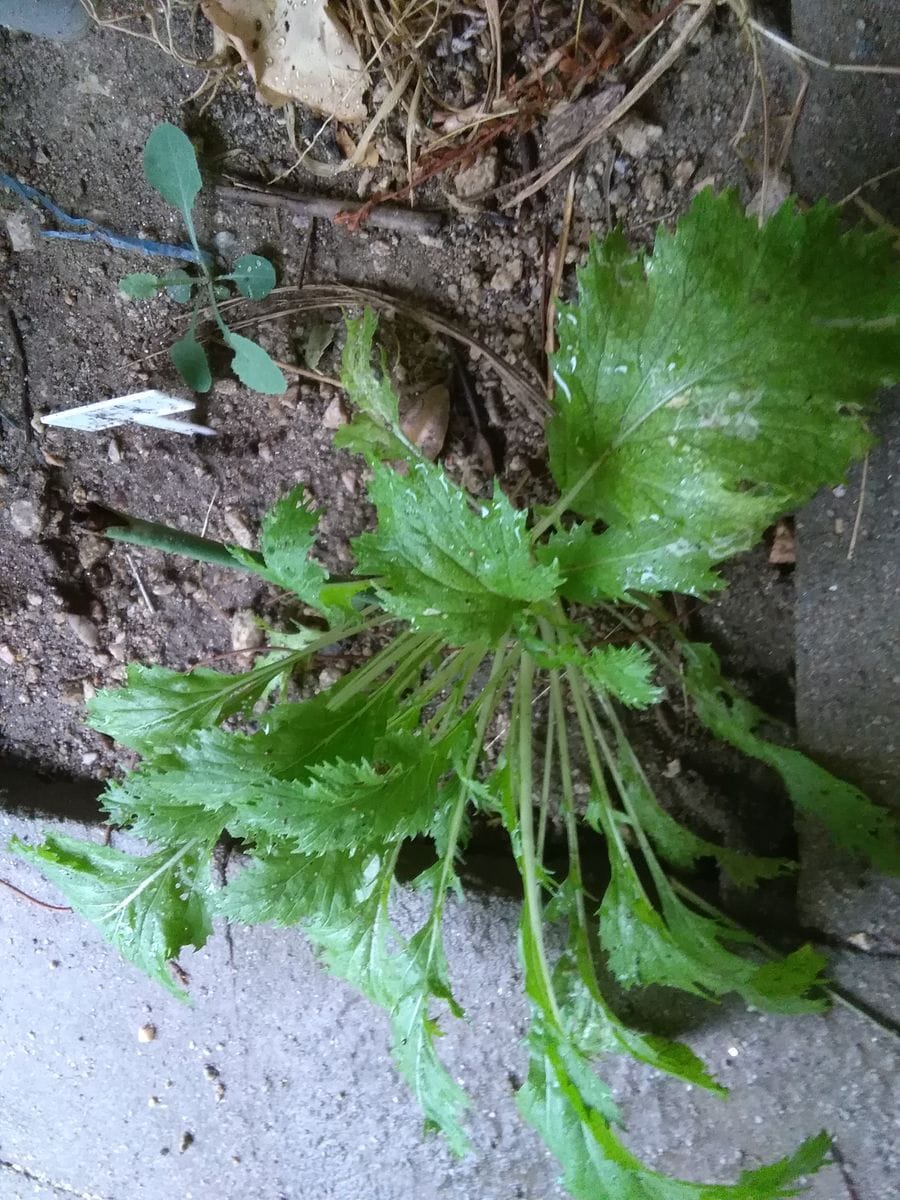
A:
[1,4,794,854]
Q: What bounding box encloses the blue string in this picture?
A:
[0,170,212,266]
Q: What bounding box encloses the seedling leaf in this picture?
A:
[164,268,194,303]
[170,333,212,392]
[142,122,202,223]
[225,331,287,395]
[119,272,160,299]
[221,253,277,300]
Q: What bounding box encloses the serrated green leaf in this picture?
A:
[614,747,794,888]
[549,191,897,594]
[228,486,332,615]
[580,644,663,709]
[597,831,826,1013]
[87,662,279,754]
[170,333,212,392]
[143,123,202,223]
[220,253,277,300]
[684,643,900,873]
[119,272,160,299]
[225,331,287,395]
[215,843,366,927]
[538,521,738,603]
[518,1028,831,1200]
[554,920,725,1094]
[11,834,211,998]
[220,845,470,1151]
[353,460,561,643]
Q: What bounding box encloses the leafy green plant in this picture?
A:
[119,123,286,396]
[15,192,899,1197]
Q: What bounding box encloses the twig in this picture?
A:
[273,360,342,388]
[837,164,900,207]
[501,0,715,207]
[746,18,900,76]
[217,182,445,237]
[124,551,156,614]
[0,876,72,913]
[846,452,869,561]
[200,485,220,540]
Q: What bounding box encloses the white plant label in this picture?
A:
[41,391,216,436]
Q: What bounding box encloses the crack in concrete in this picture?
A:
[0,1160,115,1200]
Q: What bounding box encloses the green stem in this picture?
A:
[516,651,561,1023]
[327,631,431,708]
[530,461,603,542]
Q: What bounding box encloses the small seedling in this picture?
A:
[119,124,286,396]
[16,193,899,1198]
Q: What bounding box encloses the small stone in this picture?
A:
[137,1023,157,1043]
[107,439,122,464]
[148,1096,161,1107]
[489,259,524,292]
[26,592,43,607]
[223,510,254,550]
[109,640,128,663]
[24,665,40,684]
[321,396,349,429]
[82,680,96,702]
[614,116,663,158]
[179,1131,194,1153]
[846,931,875,951]
[5,213,35,252]
[340,470,357,494]
[318,665,342,689]
[454,150,498,199]
[77,535,110,572]
[231,609,264,652]
[673,159,696,188]
[60,680,85,706]
[66,613,100,649]
[640,172,665,205]
[9,498,44,538]
[204,1064,220,1080]
[81,751,99,767]
[0,644,15,667]
[662,758,681,779]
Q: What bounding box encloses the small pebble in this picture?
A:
[223,509,254,550]
[26,592,43,607]
[0,644,16,667]
[66,613,100,649]
[322,396,349,429]
[9,498,43,538]
[138,1024,157,1043]
[489,259,523,292]
[179,1131,194,1153]
[231,609,264,652]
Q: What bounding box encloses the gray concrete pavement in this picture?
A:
[1,809,898,1200]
